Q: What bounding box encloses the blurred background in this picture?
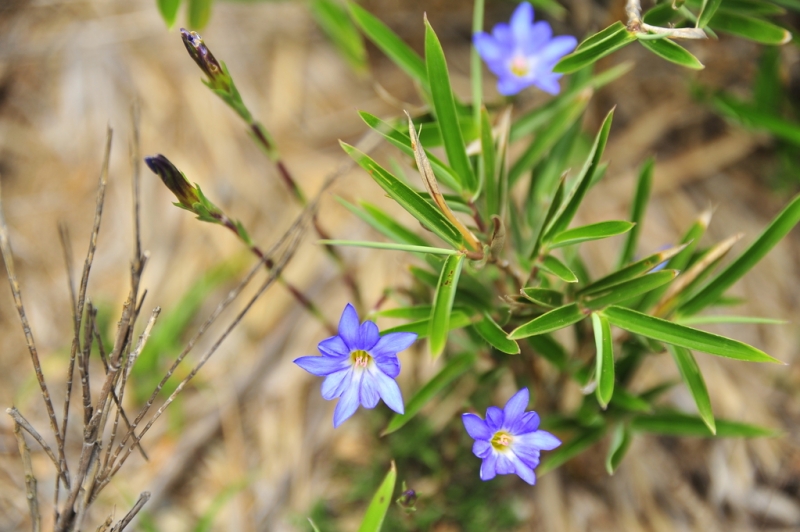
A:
[1,0,800,530]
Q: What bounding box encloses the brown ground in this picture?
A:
[1,0,799,530]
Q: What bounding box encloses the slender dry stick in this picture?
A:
[0,179,68,485]
[12,418,41,532]
[79,305,95,425]
[625,0,707,38]
[110,492,150,532]
[6,408,67,486]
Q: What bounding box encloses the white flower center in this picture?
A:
[510,54,530,77]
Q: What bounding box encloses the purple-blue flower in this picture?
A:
[473,2,577,96]
[462,388,561,485]
[294,304,417,427]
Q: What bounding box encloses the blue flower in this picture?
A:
[294,304,417,427]
[473,2,577,96]
[462,388,561,485]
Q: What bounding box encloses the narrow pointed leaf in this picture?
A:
[639,38,704,70]
[537,426,607,475]
[425,18,476,193]
[373,305,434,321]
[157,0,181,27]
[480,108,498,218]
[318,240,459,255]
[348,3,428,86]
[549,220,634,249]
[675,315,786,325]
[539,254,578,283]
[508,303,586,339]
[601,305,781,363]
[605,423,632,475]
[543,109,615,240]
[381,310,472,338]
[429,253,465,358]
[712,93,800,146]
[341,143,463,249]
[358,462,397,532]
[630,412,777,437]
[583,270,678,309]
[383,352,475,435]
[710,12,792,44]
[527,335,569,371]
[337,198,430,247]
[609,388,653,413]
[668,345,715,434]
[680,194,800,316]
[698,0,724,27]
[474,313,520,354]
[619,157,654,267]
[591,313,615,408]
[188,0,212,29]
[554,23,637,74]
[582,244,685,296]
[310,0,368,74]
[521,288,564,308]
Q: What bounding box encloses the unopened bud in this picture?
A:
[144,154,199,208]
[395,482,417,513]
[180,28,229,91]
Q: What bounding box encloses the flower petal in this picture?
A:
[521,21,553,52]
[473,440,492,458]
[337,303,361,349]
[462,413,492,440]
[318,335,349,357]
[539,35,578,63]
[495,453,515,475]
[512,411,540,434]
[294,355,347,376]
[508,452,537,485]
[485,406,504,431]
[371,367,405,414]
[359,370,381,408]
[510,1,534,44]
[371,332,417,358]
[497,76,531,96]
[491,23,513,46]
[321,368,351,400]
[373,353,400,378]
[480,453,498,481]
[502,388,529,429]
[473,33,506,63]
[519,429,562,451]
[333,372,361,427]
[510,440,541,469]
[358,320,380,350]
[534,75,562,95]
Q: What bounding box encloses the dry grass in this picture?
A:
[1,0,799,530]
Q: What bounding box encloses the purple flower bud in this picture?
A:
[144,154,199,209]
[180,28,229,92]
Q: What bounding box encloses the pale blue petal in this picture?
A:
[321,368,351,400]
[492,23,513,46]
[359,370,380,408]
[333,372,362,427]
[480,453,498,481]
[318,335,349,357]
[534,75,562,95]
[495,453,515,475]
[511,442,541,469]
[510,2,534,44]
[294,355,348,376]
[473,33,505,62]
[539,35,578,63]
[509,453,537,485]
[373,354,400,378]
[358,320,380,350]
[520,430,562,451]
[338,303,361,349]
[486,406,504,430]
[371,332,417,358]
[502,388,529,429]
[473,440,492,458]
[462,413,492,440]
[512,411,540,434]
[520,21,553,53]
[371,367,404,414]
[497,76,530,96]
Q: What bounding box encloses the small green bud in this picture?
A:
[144,154,200,209]
[180,28,230,92]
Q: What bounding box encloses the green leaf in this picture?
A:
[609,388,653,413]
[529,176,568,261]
[711,93,800,146]
[429,253,465,358]
[668,345,715,434]
[643,2,682,25]
[527,335,569,371]
[601,305,781,363]
[554,23,637,74]
[591,313,615,408]
[157,0,182,27]
[188,0,212,29]
[528,0,568,19]
[538,426,606,475]
[539,254,578,283]
[543,109,614,240]
[425,18,477,194]
[582,244,684,297]
[373,305,435,321]
[520,288,564,308]
[680,194,800,315]
[348,2,428,86]
[358,111,462,192]
[341,143,463,249]
[383,352,475,435]
[318,239,459,256]
[709,12,792,45]
[618,157,654,267]
[310,0,368,74]
[675,315,786,325]
[548,220,635,249]
[698,0,724,27]
[337,198,430,248]
[381,310,473,338]
[605,423,632,475]
[583,270,678,309]
[474,313,520,354]
[719,0,787,16]
[508,303,586,339]
[308,518,322,532]
[630,412,777,437]
[358,462,397,532]
[639,36,704,70]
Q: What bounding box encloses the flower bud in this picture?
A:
[180,28,229,92]
[144,154,199,209]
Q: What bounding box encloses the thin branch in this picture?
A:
[12,418,41,532]
[79,304,95,426]
[130,102,142,267]
[6,408,68,487]
[625,0,708,39]
[110,492,150,532]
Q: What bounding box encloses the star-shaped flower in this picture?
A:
[474,2,577,96]
[294,304,417,427]
[462,388,561,485]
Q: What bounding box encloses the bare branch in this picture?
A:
[625,0,708,39]
[110,492,150,532]
[7,408,68,487]
[13,418,41,532]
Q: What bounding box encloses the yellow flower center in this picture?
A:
[510,55,529,77]
[351,349,372,368]
[491,431,513,451]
